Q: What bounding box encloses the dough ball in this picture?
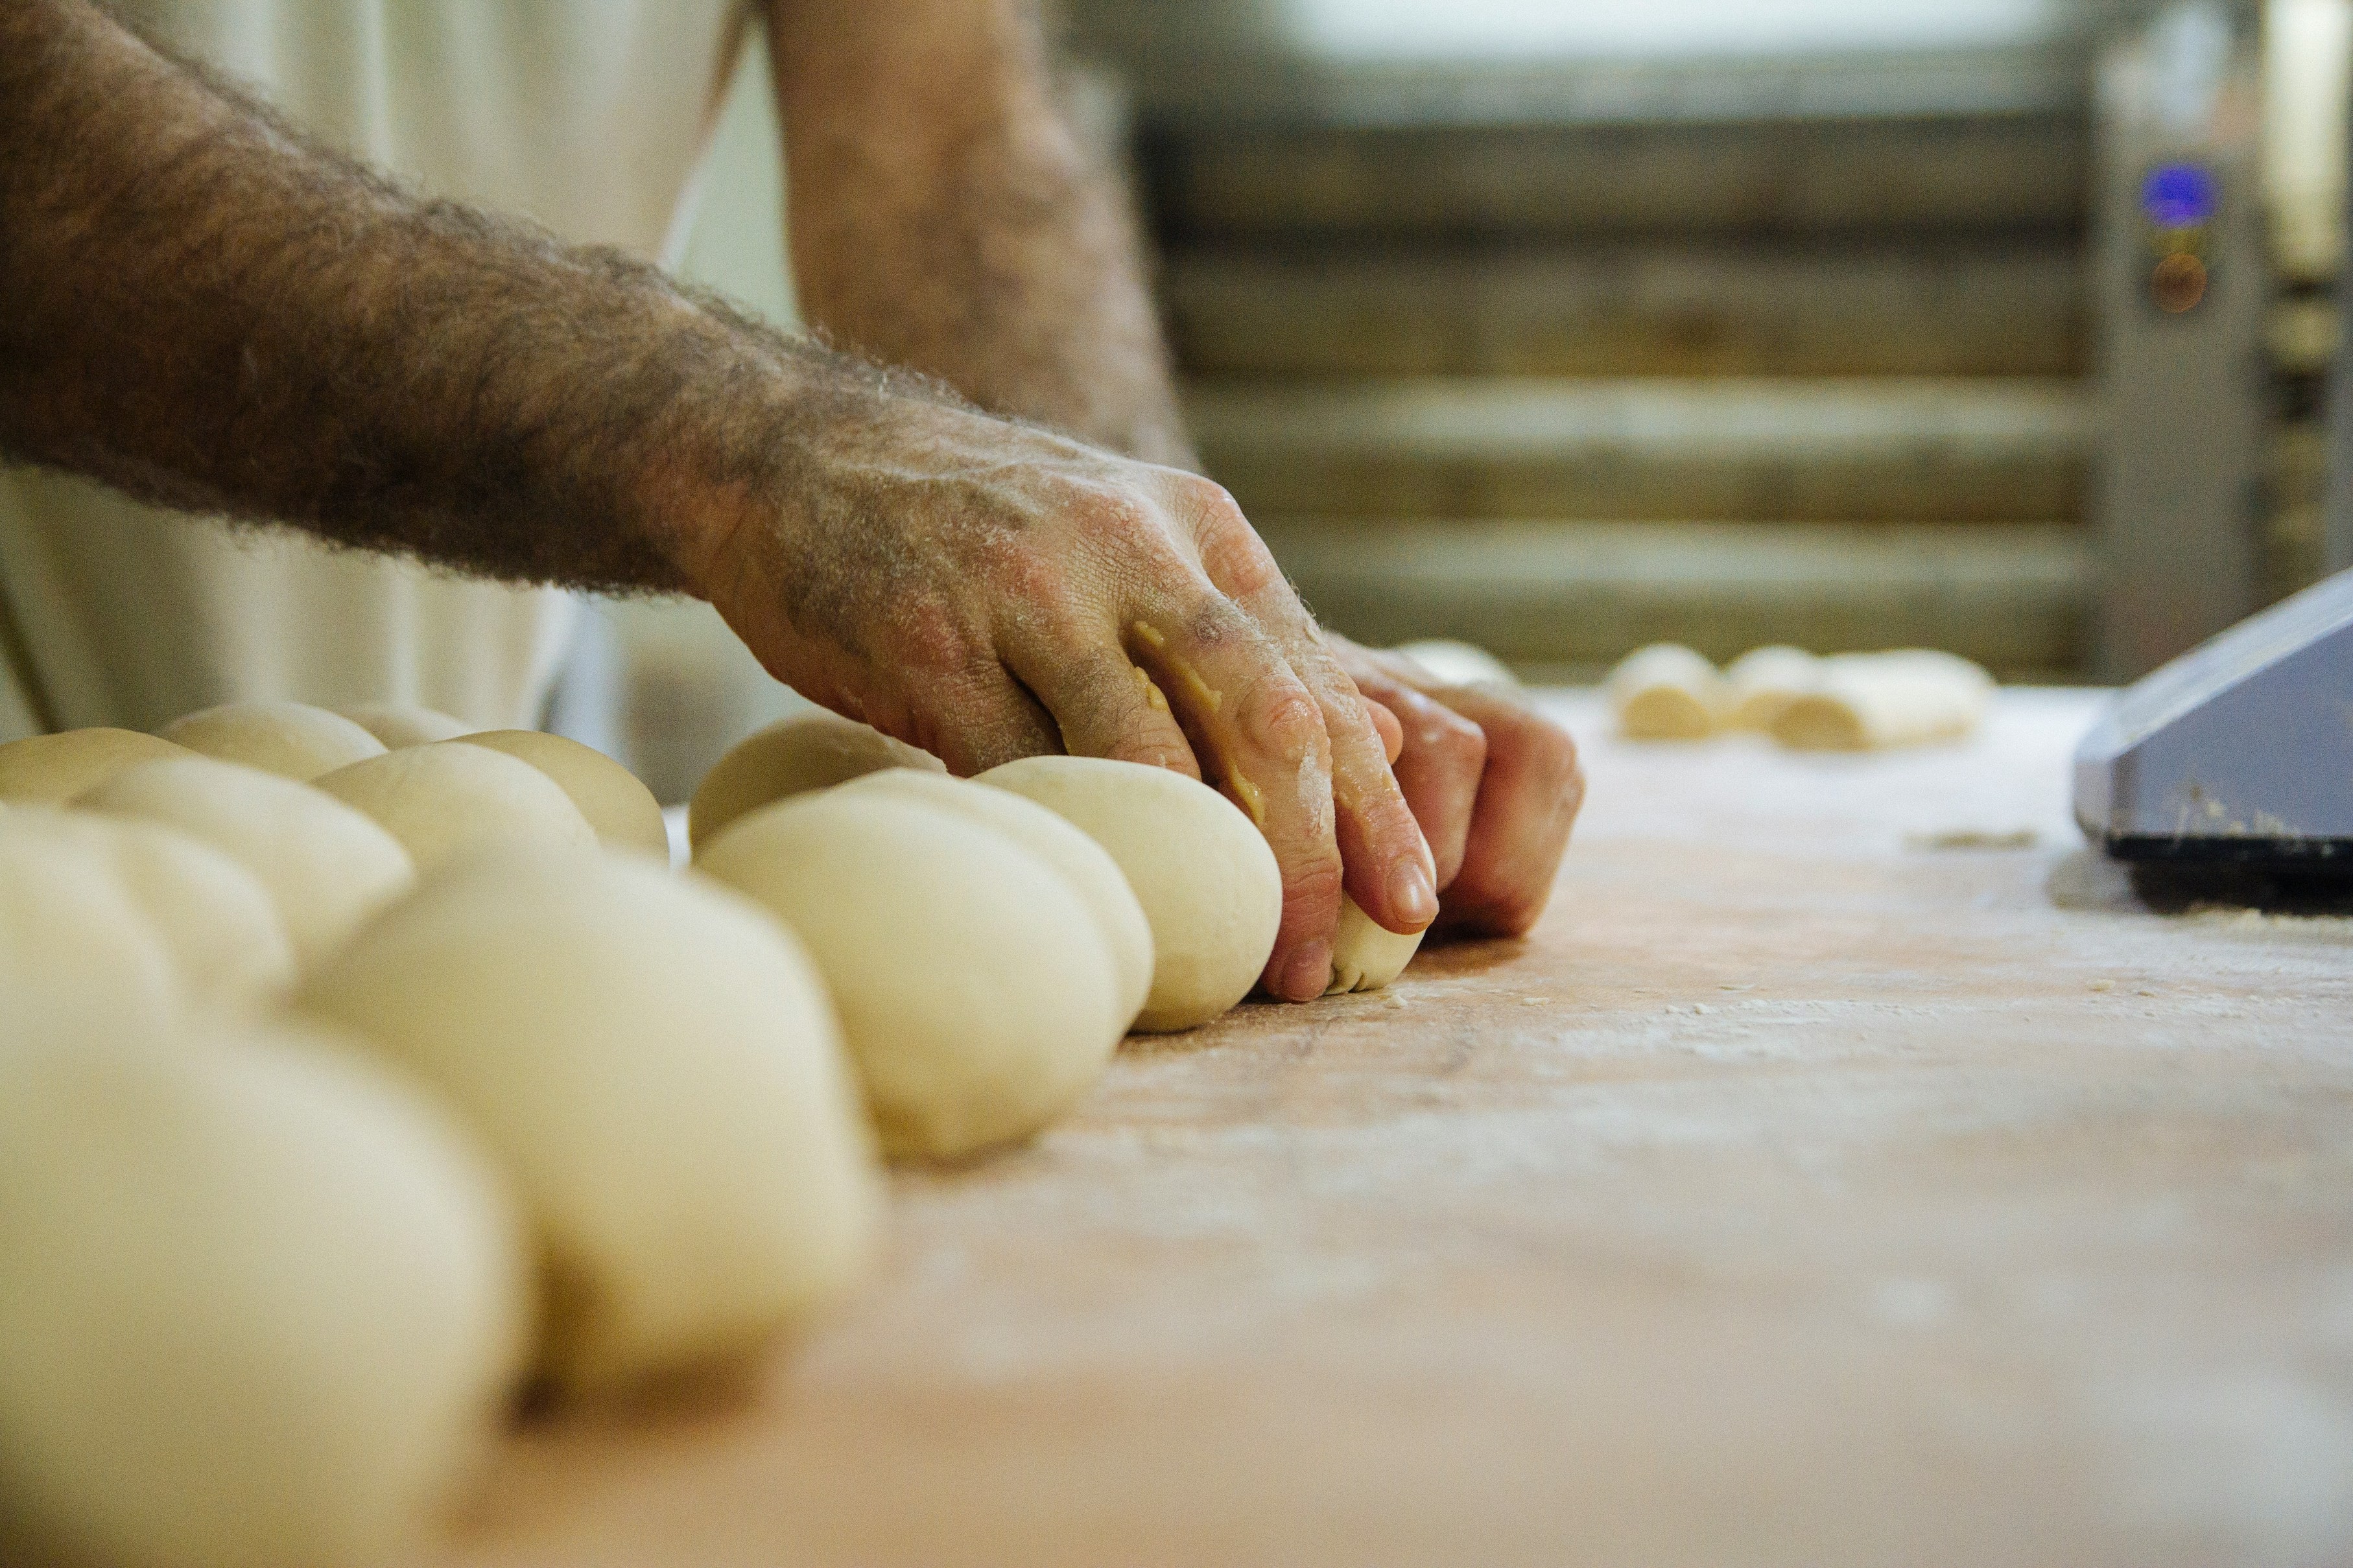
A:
[456,731,668,860]
[1395,638,1517,688]
[699,792,1122,1159]
[1607,644,1728,740]
[78,755,416,970]
[1723,646,1821,732]
[0,1014,526,1568]
[1326,894,1425,995]
[690,711,945,852]
[313,743,595,873]
[295,850,881,1396]
[160,701,388,781]
[335,703,474,749]
[1771,649,1994,752]
[1,808,294,1014]
[0,830,181,1029]
[0,728,191,805]
[840,768,1155,1030]
[976,756,1283,1033]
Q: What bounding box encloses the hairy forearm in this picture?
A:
[0,0,924,595]
[767,0,1194,469]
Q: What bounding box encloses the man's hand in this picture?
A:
[676,385,1439,1001]
[1325,635,1585,936]
[0,0,1568,996]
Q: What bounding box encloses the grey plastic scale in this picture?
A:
[2075,568,2353,880]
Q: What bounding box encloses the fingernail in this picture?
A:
[1280,941,1332,1001]
[1388,859,1437,927]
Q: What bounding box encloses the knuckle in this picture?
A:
[1279,851,1345,917]
[1197,520,1282,599]
[1176,472,1245,524]
[1424,707,1487,775]
[1524,721,1583,797]
[1179,594,1247,653]
[1246,677,1328,761]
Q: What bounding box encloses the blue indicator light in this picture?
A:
[2141,162,2217,229]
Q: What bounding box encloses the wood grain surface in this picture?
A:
[440,692,2352,1568]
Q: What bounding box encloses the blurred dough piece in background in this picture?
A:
[1723,646,1822,731]
[1771,650,1994,751]
[1607,644,1729,740]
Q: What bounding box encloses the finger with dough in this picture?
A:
[1185,495,1436,946]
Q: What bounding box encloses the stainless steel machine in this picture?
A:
[2075,568,2353,882]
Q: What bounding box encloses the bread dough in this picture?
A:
[160,701,388,781]
[690,712,945,852]
[1771,650,1994,751]
[841,769,1155,1029]
[1327,894,1424,995]
[976,756,1283,1032]
[0,728,191,804]
[336,703,474,749]
[78,755,416,968]
[0,830,182,1029]
[0,1015,525,1568]
[1395,638,1517,688]
[1723,645,1821,731]
[313,743,596,872]
[296,850,880,1394]
[456,731,669,860]
[699,791,1122,1158]
[1607,644,1728,740]
[1,807,294,1013]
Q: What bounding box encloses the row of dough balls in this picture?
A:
[1607,644,1996,749]
[1,704,875,1568]
[0,698,1428,1568]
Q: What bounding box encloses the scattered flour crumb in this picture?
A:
[1906,828,2040,852]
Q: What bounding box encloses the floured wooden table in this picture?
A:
[443,691,2353,1568]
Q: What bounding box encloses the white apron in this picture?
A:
[0,0,745,736]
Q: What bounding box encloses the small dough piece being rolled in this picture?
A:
[1723,646,1821,731]
[690,712,945,852]
[1771,649,1994,752]
[0,1016,526,1568]
[1326,894,1424,995]
[1607,644,1729,740]
[78,755,416,968]
[1,808,295,1013]
[160,701,388,781]
[0,831,182,1029]
[336,703,474,749]
[298,850,879,1394]
[700,792,1122,1159]
[977,756,1283,1033]
[313,743,595,872]
[0,728,192,805]
[454,731,669,860]
[1395,638,1518,688]
[840,769,1155,1030]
